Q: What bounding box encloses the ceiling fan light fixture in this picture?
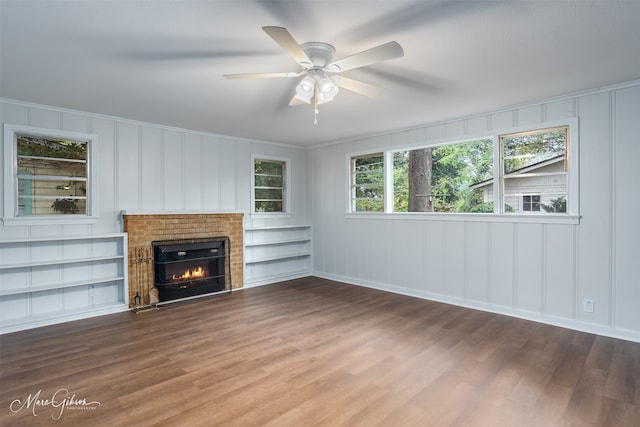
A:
[294,76,315,103]
[319,76,338,95]
[317,76,339,104]
[299,75,314,92]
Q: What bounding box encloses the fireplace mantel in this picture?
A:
[120,210,243,216]
[122,212,244,307]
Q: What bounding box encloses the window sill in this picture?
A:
[345,212,580,225]
[2,215,99,227]
[249,212,292,219]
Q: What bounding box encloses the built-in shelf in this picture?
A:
[246,253,312,264]
[244,238,310,248]
[0,276,125,296]
[0,233,129,334]
[244,225,311,286]
[1,255,124,270]
[0,233,126,244]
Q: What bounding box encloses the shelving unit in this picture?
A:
[244,225,311,286]
[0,233,129,333]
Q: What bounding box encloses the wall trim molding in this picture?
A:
[0,98,304,150]
[311,79,640,150]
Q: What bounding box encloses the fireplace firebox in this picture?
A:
[153,238,227,302]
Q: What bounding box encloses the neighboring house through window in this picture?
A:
[523,194,541,212]
[3,124,98,225]
[500,126,568,214]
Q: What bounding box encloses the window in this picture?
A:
[347,120,577,221]
[500,126,568,214]
[253,156,288,213]
[393,139,493,213]
[522,195,541,212]
[3,124,98,225]
[350,153,384,212]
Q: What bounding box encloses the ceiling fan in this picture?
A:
[223,26,404,123]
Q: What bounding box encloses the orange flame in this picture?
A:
[172,266,205,281]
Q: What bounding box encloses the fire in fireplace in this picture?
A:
[153,238,227,302]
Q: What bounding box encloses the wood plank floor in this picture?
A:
[1,277,639,426]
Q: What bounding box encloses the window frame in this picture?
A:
[3,123,99,226]
[498,124,571,215]
[389,138,495,214]
[345,119,579,224]
[251,154,291,216]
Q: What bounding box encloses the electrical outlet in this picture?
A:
[583,299,594,313]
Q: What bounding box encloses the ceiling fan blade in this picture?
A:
[223,72,301,79]
[289,96,306,106]
[262,26,312,67]
[333,76,384,97]
[328,41,404,72]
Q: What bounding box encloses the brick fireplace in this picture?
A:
[122,212,243,307]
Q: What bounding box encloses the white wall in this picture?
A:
[0,99,309,331]
[309,82,640,342]
[2,81,639,341]
[0,99,310,238]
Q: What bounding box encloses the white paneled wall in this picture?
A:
[2,81,638,340]
[310,82,640,342]
[0,99,309,236]
[0,99,309,331]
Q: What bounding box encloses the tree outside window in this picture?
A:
[393,139,493,213]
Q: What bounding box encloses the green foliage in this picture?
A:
[455,188,485,212]
[393,152,409,212]
[469,202,494,213]
[354,154,385,212]
[17,136,87,160]
[502,128,566,173]
[254,159,283,176]
[51,198,79,214]
[254,159,285,212]
[393,139,493,213]
[541,196,566,213]
[355,199,384,212]
[468,202,514,213]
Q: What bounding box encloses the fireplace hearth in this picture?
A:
[153,238,228,302]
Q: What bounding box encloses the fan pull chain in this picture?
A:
[314,86,319,124]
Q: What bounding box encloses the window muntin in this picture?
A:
[254,158,286,213]
[351,153,384,212]
[500,126,568,214]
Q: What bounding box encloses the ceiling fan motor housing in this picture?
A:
[300,42,335,69]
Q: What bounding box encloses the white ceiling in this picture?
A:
[1,1,639,147]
